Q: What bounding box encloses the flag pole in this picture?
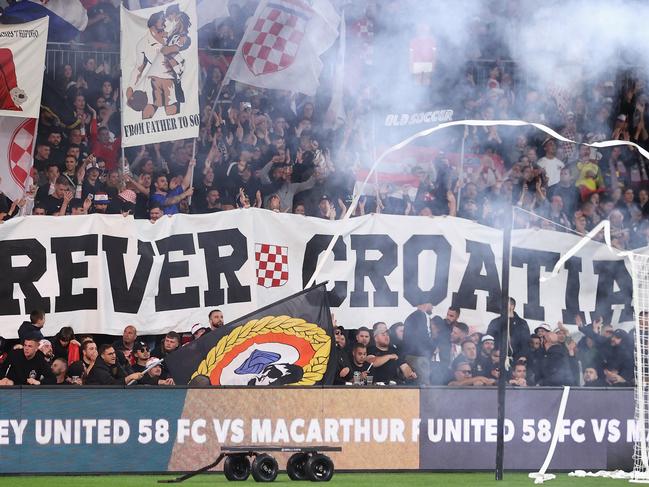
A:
[495,207,513,480]
[456,126,468,210]
[119,59,130,185]
[188,138,196,207]
[119,6,127,181]
[21,118,41,216]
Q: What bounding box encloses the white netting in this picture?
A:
[631,253,649,483]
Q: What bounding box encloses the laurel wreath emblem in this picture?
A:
[191,315,332,385]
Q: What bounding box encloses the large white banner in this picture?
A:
[0,210,634,338]
[0,17,48,118]
[120,0,200,147]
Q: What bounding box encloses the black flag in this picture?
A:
[165,284,336,386]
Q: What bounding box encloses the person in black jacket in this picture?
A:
[402,302,435,385]
[576,316,634,384]
[17,309,46,342]
[0,337,56,385]
[152,332,181,359]
[68,340,98,384]
[52,326,76,360]
[85,345,142,386]
[538,329,574,386]
[486,297,530,361]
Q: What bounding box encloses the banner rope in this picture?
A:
[529,385,572,484]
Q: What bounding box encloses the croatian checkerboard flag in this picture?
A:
[0,118,36,201]
[225,0,339,96]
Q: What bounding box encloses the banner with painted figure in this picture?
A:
[0,209,634,338]
[120,0,200,147]
[165,284,334,385]
[0,17,48,118]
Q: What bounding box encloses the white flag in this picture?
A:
[225,0,340,96]
[0,117,36,201]
[0,17,49,119]
[197,0,229,29]
[323,11,346,130]
[120,0,200,147]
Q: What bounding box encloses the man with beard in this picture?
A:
[150,159,194,215]
[86,345,142,385]
[537,329,574,386]
[67,340,98,384]
[474,335,495,377]
[366,322,416,384]
[208,309,224,331]
[342,344,370,383]
[583,367,605,387]
[431,306,461,367]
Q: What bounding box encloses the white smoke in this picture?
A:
[510,0,649,92]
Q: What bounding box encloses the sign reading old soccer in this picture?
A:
[120,0,200,147]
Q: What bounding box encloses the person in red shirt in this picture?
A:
[409,23,437,86]
[90,117,121,171]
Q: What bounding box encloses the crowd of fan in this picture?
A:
[0,1,646,387]
[0,1,647,250]
[0,302,637,387]
[0,308,226,386]
[332,299,637,388]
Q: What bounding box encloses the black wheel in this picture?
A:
[251,453,278,482]
[224,454,251,481]
[305,454,334,482]
[287,452,309,480]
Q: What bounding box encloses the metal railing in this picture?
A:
[45,42,236,80]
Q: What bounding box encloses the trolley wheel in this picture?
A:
[223,454,251,481]
[305,454,334,482]
[286,452,309,480]
[251,453,279,482]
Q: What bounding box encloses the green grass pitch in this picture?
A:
[0,473,629,486]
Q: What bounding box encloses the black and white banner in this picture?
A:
[120,0,200,147]
[0,210,633,338]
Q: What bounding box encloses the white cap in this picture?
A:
[191,323,208,336]
[145,358,161,367]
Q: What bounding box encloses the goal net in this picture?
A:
[632,252,649,483]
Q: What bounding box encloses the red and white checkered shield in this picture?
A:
[255,243,289,288]
[242,1,310,76]
[7,118,35,188]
